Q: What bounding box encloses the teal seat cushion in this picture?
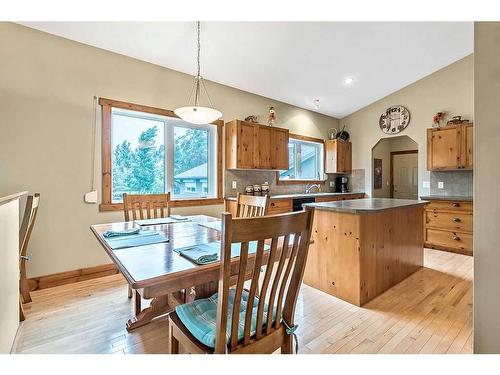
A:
[175,289,275,348]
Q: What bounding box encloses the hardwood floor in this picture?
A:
[12,249,472,354]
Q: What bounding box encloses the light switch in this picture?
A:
[231,181,237,189]
[438,181,444,189]
[329,181,335,188]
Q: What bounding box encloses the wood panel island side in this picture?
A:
[302,198,428,306]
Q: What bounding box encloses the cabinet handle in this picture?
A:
[452,217,461,222]
[452,202,461,207]
[453,235,461,241]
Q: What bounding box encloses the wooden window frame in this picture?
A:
[275,133,327,185]
[99,98,223,212]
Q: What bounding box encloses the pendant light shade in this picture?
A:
[174,105,222,125]
[174,22,222,125]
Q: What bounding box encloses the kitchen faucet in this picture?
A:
[305,183,321,194]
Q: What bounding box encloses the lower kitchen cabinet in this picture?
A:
[423,198,473,256]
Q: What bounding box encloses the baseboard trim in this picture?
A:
[28,264,119,292]
[425,243,473,257]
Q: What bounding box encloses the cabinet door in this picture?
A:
[237,122,255,168]
[462,124,473,169]
[254,126,273,169]
[427,127,461,170]
[272,128,289,170]
[325,140,337,173]
[338,141,352,173]
[325,140,352,173]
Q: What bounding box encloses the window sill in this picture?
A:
[99,197,224,212]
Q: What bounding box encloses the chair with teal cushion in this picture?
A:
[175,289,273,348]
[168,208,315,354]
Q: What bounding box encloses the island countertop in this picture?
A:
[419,195,472,202]
[302,197,428,213]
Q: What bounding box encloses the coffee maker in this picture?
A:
[335,175,349,193]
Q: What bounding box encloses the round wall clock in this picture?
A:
[379,105,410,134]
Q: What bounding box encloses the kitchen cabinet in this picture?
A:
[427,124,473,171]
[325,140,352,173]
[423,198,473,256]
[225,120,289,170]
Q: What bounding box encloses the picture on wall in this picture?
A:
[374,158,383,189]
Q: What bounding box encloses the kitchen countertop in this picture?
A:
[224,191,365,201]
[302,198,428,214]
[420,195,473,202]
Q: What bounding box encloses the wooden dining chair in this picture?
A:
[122,192,171,221]
[168,208,315,354]
[122,193,171,314]
[235,192,270,217]
[19,193,40,307]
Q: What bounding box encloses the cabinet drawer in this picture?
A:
[426,229,472,252]
[269,199,292,214]
[425,211,472,232]
[426,200,472,212]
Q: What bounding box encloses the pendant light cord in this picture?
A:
[197,21,201,78]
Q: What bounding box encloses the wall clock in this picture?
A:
[379,105,410,134]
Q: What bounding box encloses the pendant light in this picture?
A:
[174,21,222,125]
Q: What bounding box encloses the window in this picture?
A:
[100,98,222,210]
[278,135,325,182]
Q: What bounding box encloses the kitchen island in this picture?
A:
[302,198,428,306]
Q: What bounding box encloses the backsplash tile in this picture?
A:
[224,169,366,197]
[430,171,473,197]
[348,169,365,193]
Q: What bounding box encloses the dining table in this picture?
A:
[90,215,270,331]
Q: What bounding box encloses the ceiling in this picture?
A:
[19,22,473,118]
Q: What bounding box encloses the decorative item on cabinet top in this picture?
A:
[379,105,410,134]
[267,106,276,127]
[432,111,447,128]
[225,119,289,170]
[244,115,258,123]
[446,115,471,126]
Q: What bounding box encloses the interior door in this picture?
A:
[392,153,418,199]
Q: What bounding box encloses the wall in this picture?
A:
[0,23,338,277]
[0,197,21,353]
[474,21,500,354]
[340,55,473,198]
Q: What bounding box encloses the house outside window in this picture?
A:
[99,98,222,210]
[279,136,325,181]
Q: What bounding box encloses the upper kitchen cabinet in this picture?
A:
[427,123,473,171]
[325,139,352,173]
[225,120,289,170]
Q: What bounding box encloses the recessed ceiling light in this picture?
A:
[344,77,355,86]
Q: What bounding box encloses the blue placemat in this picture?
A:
[174,241,270,265]
[104,230,169,250]
[197,221,222,231]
